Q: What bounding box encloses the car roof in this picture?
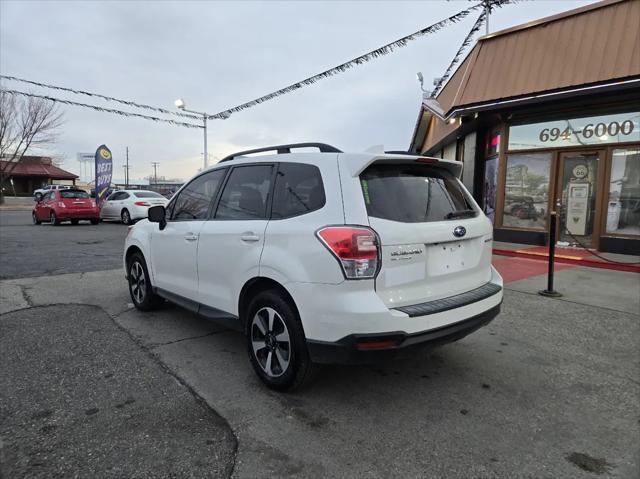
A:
[204,150,462,178]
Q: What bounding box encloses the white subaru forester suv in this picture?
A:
[124,143,502,390]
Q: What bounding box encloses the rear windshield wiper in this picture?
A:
[445,209,476,220]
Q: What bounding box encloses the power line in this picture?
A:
[1,89,204,129]
[206,1,497,120]
[0,75,202,121]
[431,10,487,98]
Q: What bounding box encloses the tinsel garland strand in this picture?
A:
[1,90,204,129]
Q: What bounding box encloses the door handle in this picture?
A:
[184,233,198,242]
[240,232,260,242]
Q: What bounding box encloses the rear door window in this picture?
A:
[360,163,475,223]
[215,165,273,220]
[271,163,325,219]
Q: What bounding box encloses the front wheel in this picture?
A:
[127,252,163,311]
[121,209,132,225]
[32,212,41,225]
[246,290,314,391]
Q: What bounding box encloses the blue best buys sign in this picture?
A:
[94,144,113,205]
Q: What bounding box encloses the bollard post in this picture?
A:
[539,210,562,298]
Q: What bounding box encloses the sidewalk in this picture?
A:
[492,254,640,315]
[0,196,35,211]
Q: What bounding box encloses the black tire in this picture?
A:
[71,219,79,225]
[246,290,314,391]
[50,211,60,226]
[90,218,99,225]
[32,212,41,225]
[121,209,132,225]
[127,252,164,311]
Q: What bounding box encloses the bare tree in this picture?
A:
[0,90,64,203]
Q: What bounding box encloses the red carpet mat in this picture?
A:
[493,257,575,284]
[493,247,640,273]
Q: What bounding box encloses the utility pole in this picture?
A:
[125,147,130,188]
[151,162,159,187]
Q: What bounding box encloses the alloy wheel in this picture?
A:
[129,261,146,304]
[250,307,291,378]
[122,210,130,225]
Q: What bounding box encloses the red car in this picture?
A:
[33,189,100,225]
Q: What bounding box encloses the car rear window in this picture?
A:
[134,191,164,198]
[60,190,90,199]
[360,163,475,223]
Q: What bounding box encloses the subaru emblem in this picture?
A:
[453,226,466,238]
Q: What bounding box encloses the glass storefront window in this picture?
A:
[484,157,499,224]
[508,112,640,150]
[606,148,640,236]
[502,153,552,229]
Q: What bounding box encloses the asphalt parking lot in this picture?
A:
[1,209,639,478]
[0,210,127,279]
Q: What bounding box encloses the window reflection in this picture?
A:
[502,153,552,230]
[606,148,640,236]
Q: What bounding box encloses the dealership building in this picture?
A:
[409,0,639,254]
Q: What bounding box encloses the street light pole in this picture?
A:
[203,114,208,169]
[175,98,228,171]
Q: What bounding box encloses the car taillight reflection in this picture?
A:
[134,201,151,206]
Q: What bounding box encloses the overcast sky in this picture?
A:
[1,0,596,182]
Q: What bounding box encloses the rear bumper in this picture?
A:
[307,303,501,364]
[57,209,100,219]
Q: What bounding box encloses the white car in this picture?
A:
[33,184,70,198]
[123,143,503,390]
[101,190,168,225]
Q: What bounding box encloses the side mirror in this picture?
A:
[148,205,167,230]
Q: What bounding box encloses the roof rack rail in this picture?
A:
[218,142,342,163]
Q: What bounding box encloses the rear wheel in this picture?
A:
[246,290,314,391]
[50,211,60,226]
[127,252,163,311]
[121,209,131,225]
[32,212,41,225]
[90,218,99,225]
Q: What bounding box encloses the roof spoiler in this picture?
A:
[344,153,463,179]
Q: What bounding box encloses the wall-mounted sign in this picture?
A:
[508,112,640,150]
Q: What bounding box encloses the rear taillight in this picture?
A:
[134,201,151,206]
[91,201,96,208]
[316,226,380,279]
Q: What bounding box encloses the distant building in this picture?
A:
[0,156,78,196]
[409,0,640,254]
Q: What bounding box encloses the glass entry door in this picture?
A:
[556,151,602,248]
